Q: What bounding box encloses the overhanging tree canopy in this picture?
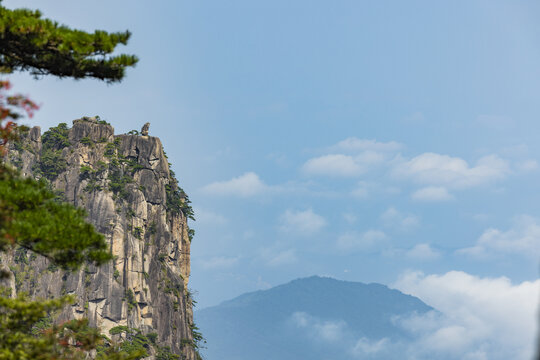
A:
[0,0,138,82]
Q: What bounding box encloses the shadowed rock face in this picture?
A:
[3,119,197,359]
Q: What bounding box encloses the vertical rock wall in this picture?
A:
[3,118,198,359]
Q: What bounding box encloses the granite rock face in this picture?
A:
[3,119,198,359]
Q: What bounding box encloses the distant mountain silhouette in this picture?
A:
[195,276,433,360]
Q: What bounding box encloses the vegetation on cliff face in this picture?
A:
[0,165,112,270]
[0,292,144,360]
[107,326,186,360]
[0,2,154,359]
[0,103,140,360]
[34,123,70,181]
[4,119,204,358]
[166,169,195,222]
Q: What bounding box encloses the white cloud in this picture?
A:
[291,312,347,343]
[500,145,538,173]
[291,312,390,358]
[288,271,538,360]
[332,137,403,153]
[302,140,519,200]
[279,208,327,235]
[263,248,297,267]
[301,141,517,203]
[337,230,387,252]
[411,186,454,202]
[200,256,239,270]
[291,311,309,327]
[393,270,540,360]
[406,243,440,260]
[302,154,365,177]
[315,320,346,342]
[458,215,540,258]
[381,207,419,230]
[352,337,389,355]
[303,139,398,178]
[201,172,267,197]
[394,153,509,189]
[301,138,401,178]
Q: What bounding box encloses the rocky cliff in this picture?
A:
[3,118,200,359]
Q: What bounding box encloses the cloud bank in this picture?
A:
[393,270,540,360]
[282,270,538,359]
[200,138,532,202]
[393,153,509,189]
[298,138,519,200]
[458,215,540,259]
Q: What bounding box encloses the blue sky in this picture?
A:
[4,1,540,357]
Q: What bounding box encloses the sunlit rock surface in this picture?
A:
[3,118,197,359]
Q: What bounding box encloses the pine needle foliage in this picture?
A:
[0,292,144,360]
[0,164,113,273]
[0,1,137,82]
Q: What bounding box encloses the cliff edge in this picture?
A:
[3,118,199,359]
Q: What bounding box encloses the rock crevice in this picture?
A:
[3,118,198,359]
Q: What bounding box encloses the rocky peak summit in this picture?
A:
[4,118,200,359]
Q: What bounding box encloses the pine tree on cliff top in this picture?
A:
[0,2,145,359]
